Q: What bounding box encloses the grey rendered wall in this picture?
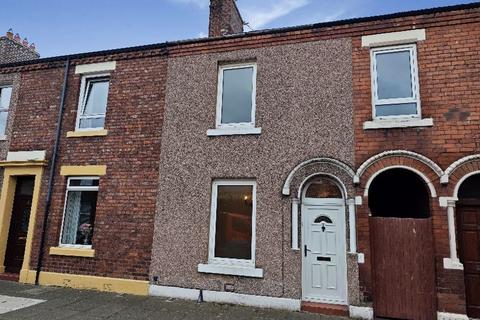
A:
[151,38,354,299]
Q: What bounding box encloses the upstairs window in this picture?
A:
[371,44,420,119]
[60,177,99,247]
[0,86,12,137]
[216,63,257,129]
[76,75,110,130]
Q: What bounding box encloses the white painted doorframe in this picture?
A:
[301,196,348,305]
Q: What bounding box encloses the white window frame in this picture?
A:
[59,176,100,249]
[370,44,421,120]
[215,63,257,130]
[75,73,110,131]
[0,85,13,139]
[207,180,257,268]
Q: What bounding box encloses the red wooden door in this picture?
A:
[371,217,437,320]
[457,202,480,318]
[4,177,34,274]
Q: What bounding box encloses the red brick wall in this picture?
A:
[353,17,480,314]
[11,55,167,280]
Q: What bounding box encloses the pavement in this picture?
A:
[0,280,346,320]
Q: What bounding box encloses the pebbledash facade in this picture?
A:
[0,1,479,319]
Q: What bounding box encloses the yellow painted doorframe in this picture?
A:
[0,162,44,283]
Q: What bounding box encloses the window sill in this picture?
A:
[198,263,263,278]
[363,118,433,130]
[49,246,95,258]
[443,258,463,270]
[207,127,262,137]
[66,129,108,138]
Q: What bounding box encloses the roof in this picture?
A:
[1,1,479,69]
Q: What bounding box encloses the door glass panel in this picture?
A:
[306,179,342,199]
[314,216,333,224]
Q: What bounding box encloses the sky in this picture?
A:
[0,0,475,58]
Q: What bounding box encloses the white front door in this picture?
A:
[302,203,347,304]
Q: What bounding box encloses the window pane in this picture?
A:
[78,117,105,129]
[61,190,98,245]
[0,111,8,136]
[69,179,99,187]
[83,79,109,116]
[375,103,418,117]
[0,87,12,109]
[221,67,253,124]
[306,179,342,198]
[215,185,253,260]
[376,50,413,99]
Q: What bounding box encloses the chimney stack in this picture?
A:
[1,29,40,64]
[208,0,244,37]
[6,28,13,39]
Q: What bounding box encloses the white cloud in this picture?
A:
[241,0,310,29]
[168,0,209,8]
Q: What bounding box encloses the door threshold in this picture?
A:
[0,272,20,282]
[301,301,349,316]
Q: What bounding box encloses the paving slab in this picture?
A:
[0,280,348,320]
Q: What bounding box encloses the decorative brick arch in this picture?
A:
[355,151,443,198]
[441,154,480,185]
[282,157,355,198]
[441,155,480,197]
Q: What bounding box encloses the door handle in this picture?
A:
[304,245,311,257]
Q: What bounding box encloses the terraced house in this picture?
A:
[0,1,479,319]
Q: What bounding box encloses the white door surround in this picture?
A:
[301,180,348,305]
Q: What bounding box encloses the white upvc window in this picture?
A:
[216,63,257,128]
[0,86,13,138]
[371,44,420,119]
[207,180,257,268]
[59,177,99,248]
[75,74,110,131]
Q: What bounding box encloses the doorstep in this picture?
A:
[0,273,19,282]
[301,301,349,317]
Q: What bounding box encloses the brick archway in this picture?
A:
[355,151,442,197]
[443,156,480,197]
[353,151,444,310]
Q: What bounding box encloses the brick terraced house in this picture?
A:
[0,1,479,319]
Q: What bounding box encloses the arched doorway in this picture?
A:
[456,173,480,318]
[301,177,347,305]
[368,168,436,320]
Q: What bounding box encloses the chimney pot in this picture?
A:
[6,28,14,39]
[29,43,36,51]
[22,37,29,46]
[14,33,21,42]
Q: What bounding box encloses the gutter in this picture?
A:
[35,58,70,285]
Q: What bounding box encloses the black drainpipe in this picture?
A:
[35,59,70,285]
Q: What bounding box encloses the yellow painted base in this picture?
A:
[19,269,37,284]
[0,266,4,273]
[49,247,95,258]
[60,165,107,176]
[31,271,149,296]
[66,129,108,138]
